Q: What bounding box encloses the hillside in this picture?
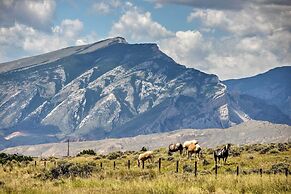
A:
[0,141,290,193]
[0,37,247,148]
[224,66,291,124]
[1,37,290,148]
[2,120,290,157]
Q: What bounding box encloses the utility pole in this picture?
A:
[67,139,70,157]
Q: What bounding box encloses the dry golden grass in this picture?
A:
[0,143,290,193]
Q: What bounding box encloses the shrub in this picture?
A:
[202,159,210,166]
[76,149,96,156]
[269,148,279,154]
[0,153,33,164]
[107,151,122,160]
[277,143,287,152]
[270,162,289,174]
[183,164,194,173]
[141,147,147,151]
[259,146,273,154]
[42,162,96,180]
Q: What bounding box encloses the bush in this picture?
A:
[141,147,147,151]
[202,159,210,166]
[183,164,194,173]
[270,162,289,174]
[107,151,122,160]
[269,148,279,154]
[76,149,96,156]
[42,162,96,180]
[0,153,33,164]
[277,143,287,152]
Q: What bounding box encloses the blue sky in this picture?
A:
[0,0,290,80]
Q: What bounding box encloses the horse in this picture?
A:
[187,143,202,160]
[213,143,231,164]
[183,140,198,155]
[168,143,183,155]
[138,151,154,167]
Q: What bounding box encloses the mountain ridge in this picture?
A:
[0,37,290,149]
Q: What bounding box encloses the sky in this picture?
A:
[0,0,290,80]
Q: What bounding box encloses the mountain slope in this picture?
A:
[0,37,249,148]
[224,66,291,124]
[2,121,290,157]
[1,37,289,148]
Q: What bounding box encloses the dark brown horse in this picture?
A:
[168,143,183,155]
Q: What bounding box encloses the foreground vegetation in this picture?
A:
[0,143,290,193]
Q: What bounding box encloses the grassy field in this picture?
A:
[0,143,290,193]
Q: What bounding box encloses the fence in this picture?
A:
[21,159,289,178]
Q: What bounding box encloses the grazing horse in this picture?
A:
[214,144,231,164]
[187,143,202,160]
[183,140,198,155]
[138,151,154,167]
[168,143,183,155]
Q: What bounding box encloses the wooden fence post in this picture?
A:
[128,160,130,170]
[237,166,239,176]
[44,161,46,168]
[285,168,288,178]
[215,164,218,177]
[142,160,144,169]
[34,161,37,167]
[194,161,197,177]
[260,168,262,177]
[113,161,116,170]
[100,162,103,169]
[159,158,161,172]
[176,161,179,173]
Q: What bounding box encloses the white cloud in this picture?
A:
[158,30,210,68]
[0,19,95,62]
[92,0,121,14]
[108,4,290,80]
[52,19,83,38]
[0,0,56,31]
[110,9,173,42]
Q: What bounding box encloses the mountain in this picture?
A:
[224,66,291,124]
[0,37,249,148]
[2,121,290,157]
[0,37,289,148]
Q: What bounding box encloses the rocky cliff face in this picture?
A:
[224,66,291,125]
[0,37,249,147]
[1,37,288,148]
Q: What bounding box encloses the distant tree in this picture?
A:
[76,149,96,156]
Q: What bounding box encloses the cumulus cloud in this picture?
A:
[158,30,211,68]
[0,19,94,62]
[144,0,291,79]
[108,2,290,79]
[93,0,121,14]
[110,8,173,42]
[0,0,56,31]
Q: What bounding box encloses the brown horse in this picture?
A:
[168,143,183,155]
[138,151,154,167]
[187,143,202,160]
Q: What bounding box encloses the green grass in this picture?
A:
[0,143,290,193]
